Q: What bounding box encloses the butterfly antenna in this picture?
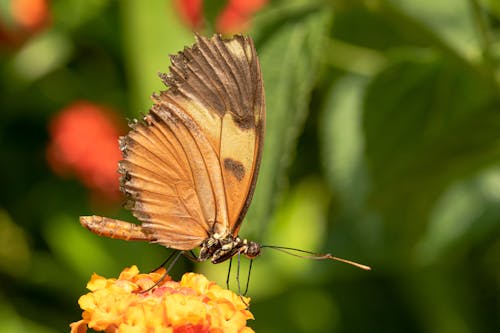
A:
[261,245,371,271]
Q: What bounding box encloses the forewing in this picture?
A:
[161,34,265,236]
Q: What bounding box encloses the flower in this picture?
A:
[11,0,50,32]
[173,0,203,32]
[46,101,124,201]
[0,0,50,47]
[70,266,255,333]
[216,0,267,35]
[173,0,267,34]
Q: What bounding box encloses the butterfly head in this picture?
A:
[242,240,261,259]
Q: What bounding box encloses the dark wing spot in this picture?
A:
[224,158,245,181]
[232,112,255,130]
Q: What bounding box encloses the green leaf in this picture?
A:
[120,0,193,114]
[264,177,331,273]
[387,0,480,60]
[0,210,30,277]
[0,301,57,333]
[7,30,72,84]
[43,214,120,278]
[363,53,500,248]
[203,0,228,31]
[416,165,500,265]
[481,0,500,19]
[52,0,112,29]
[320,74,369,211]
[243,3,333,236]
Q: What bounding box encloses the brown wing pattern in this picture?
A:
[119,109,214,250]
[82,34,264,250]
[160,34,265,236]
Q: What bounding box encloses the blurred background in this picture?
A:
[1,0,499,332]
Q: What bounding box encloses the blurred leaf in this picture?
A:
[43,214,119,277]
[388,0,480,60]
[264,177,330,275]
[7,30,72,84]
[203,0,228,29]
[52,0,112,29]
[416,178,485,264]
[42,213,169,280]
[404,268,478,333]
[416,165,500,264]
[121,0,193,114]
[320,74,369,211]
[326,38,388,75]
[0,210,31,276]
[286,288,339,333]
[0,302,57,333]
[481,0,500,19]
[363,52,500,250]
[244,3,332,236]
[332,0,423,50]
[318,74,383,263]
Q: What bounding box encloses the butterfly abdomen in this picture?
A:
[80,216,155,241]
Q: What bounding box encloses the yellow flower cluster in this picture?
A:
[70,266,254,333]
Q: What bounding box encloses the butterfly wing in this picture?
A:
[118,34,264,249]
[160,34,264,237]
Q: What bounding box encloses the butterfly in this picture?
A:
[80,34,370,280]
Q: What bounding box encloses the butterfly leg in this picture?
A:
[226,257,233,290]
[236,252,242,295]
[150,250,178,273]
[243,258,253,296]
[142,251,184,293]
[235,252,250,308]
[182,250,203,262]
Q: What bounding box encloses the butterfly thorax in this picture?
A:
[199,234,261,264]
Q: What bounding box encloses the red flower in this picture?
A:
[173,0,203,31]
[173,0,267,34]
[0,0,50,46]
[216,0,267,34]
[47,101,125,201]
[11,0,49,32]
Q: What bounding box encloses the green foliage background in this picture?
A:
[1,0,499,332]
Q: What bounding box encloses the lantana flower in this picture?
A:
[70,266,254,333]
[46,101,124,201]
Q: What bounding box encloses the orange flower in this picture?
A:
[0,0,50,47]
[70,266,255,333]
[11,0,50,32]
[46,101,124,201]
